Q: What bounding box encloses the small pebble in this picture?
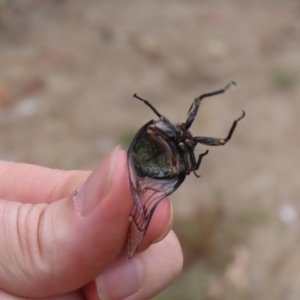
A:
[133,34,161,59]
[15,98,39,116]
[279,204,297,223]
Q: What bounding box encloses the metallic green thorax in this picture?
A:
[131,129,173,179]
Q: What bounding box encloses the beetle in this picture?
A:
[127,81,245,258]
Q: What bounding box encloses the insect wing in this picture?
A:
[127,156,179,258]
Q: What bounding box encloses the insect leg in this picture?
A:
[178,143,191,174]
[184,141,201,178]
[185,81,236,130]
[193,111,245,146]
[186,140,209,177]
[195,149,209,170]
[134,93,182,136]
[152,118,182,137]
[133,93,162,118]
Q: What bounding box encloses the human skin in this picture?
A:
[0,147,183,300]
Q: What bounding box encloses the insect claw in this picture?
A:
[193,170,201,178]
[239,110,246,120]
[224,81,237,91]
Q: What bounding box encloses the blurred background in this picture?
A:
[1,0,300,299]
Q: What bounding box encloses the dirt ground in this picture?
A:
[1,1,300,299]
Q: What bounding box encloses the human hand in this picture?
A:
[0,146,183,300]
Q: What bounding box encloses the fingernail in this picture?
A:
[73,146,120,216]
[152,201,173,244]
[95,257,143,300]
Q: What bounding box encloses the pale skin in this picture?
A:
[0,147,183,300]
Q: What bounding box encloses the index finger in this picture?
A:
[0,160,89,204]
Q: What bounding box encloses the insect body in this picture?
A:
[127,82,245,258]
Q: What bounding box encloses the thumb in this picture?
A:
[0,147,133,298]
